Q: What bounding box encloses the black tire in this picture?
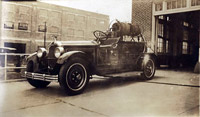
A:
[141,58,156,80]
[59,58,89,95]
[26,61,50,88]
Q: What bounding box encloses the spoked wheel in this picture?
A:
[59,58,89,95]
[26,61,51,88]
[142,58,156,80]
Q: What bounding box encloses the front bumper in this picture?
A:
[24,71,58,82]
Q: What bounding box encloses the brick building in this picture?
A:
[132,0,200,71]
[0,1,109,53]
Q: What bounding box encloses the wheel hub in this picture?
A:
[144,60,155,78]
[66,63,87,90]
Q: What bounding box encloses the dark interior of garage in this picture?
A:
[4,42,26,53]
[157,11,199,71]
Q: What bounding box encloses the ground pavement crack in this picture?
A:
[55,98,109,117]
[0,100,61,113]
[145,81,200,88]
[178,105,200,115]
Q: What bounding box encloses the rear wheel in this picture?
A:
[26,61,50,88]
[59,58,89,95]
[141,58,156,80]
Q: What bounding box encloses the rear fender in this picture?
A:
[137,53,157,69]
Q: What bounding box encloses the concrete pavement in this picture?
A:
[0,69,199,117]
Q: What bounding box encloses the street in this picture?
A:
[0,69,199,117]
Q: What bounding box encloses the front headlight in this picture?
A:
[54,47,64,58]
[37,48,47,58]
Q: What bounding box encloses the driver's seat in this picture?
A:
[100,37,120,46]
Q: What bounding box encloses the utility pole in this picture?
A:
[44,22,47,48]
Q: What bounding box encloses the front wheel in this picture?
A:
[26,61,51,88]
[27,79,51,88]
[141,58,156,80]
[59,58,89,95]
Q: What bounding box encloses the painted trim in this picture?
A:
[154,6,200,16]
[151,3,156,53]
[153,0,200,16]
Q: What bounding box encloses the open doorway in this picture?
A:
[156,11,199,70]
[4,42,26,71]
[4,42,26,53]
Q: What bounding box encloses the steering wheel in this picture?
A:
[93,30,108,42]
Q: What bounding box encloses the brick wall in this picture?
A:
[1,1,109,53]
[132,0,153,44]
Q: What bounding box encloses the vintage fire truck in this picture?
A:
[24,21,157,95]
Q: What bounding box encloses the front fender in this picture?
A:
[26,52,37,62]
[26,52,39,72]
[56,51,86,64]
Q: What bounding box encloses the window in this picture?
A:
[183,30,188,41]
[191,0,196,6]
[38,25,46,32]
[183,22,189,27]
[167,1,172,9]
[167,0,186,9]
[4,21,14,29]
[190,44,193,55]
[158,38,163,53]
[166,25,170,38]
[157,16,170,54]
[167,16,170,21]
[155,3,163,11]
[158,23,164,37]
[166,40,169,53]
[191,0,200,6]
[182,0,187,7]
[177,0,182,8]
[159,16,164,20]
[172,0,177,9]
[18,23,28,30]
[182,42,188,54]
[198,0,200,5]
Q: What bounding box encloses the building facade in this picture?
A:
[132,0,200,71]
[0,1,109,53]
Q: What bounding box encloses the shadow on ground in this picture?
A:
[24,74,165,97]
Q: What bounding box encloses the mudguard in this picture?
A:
[26,52,37,62]
[57,51,86,64]
[137,52,157,69]
[141,53,157,60]
[26,52,39,72]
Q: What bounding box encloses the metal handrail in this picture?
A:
[0,53,30,55]
[0,53,30,80]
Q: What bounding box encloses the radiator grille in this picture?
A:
[48,45,57,68]
[48,45,57,59]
